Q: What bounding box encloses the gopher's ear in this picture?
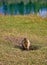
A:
[23,38,27,40]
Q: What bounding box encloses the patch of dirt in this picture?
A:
[3,35,25,46]
[2,35,42,50]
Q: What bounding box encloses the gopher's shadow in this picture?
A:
[29,45,41,50]
[14,45,22,50]
[14,44,41,51]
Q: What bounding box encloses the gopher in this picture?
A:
[22,38,30,50]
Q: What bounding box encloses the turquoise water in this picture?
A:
[0,3,47,17]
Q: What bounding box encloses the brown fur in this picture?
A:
[22,38,30,50]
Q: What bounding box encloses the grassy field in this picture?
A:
[0,15,47,65]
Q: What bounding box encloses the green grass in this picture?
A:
[0,15,47,65]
